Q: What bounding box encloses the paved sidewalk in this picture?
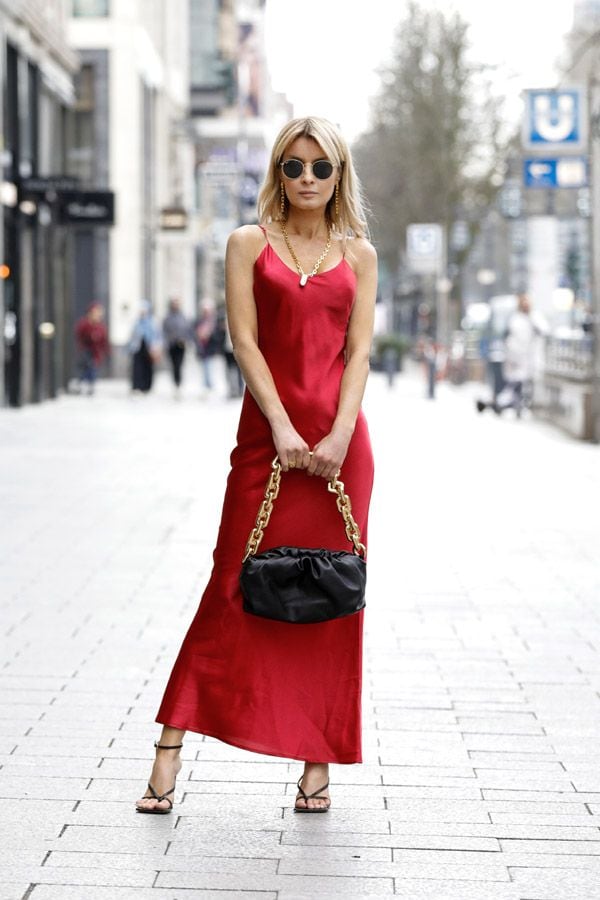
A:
[1,361,600,900]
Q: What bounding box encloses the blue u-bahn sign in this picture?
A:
[523,89,587,153]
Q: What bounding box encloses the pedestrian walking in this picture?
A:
[496,293,546,417]
[128,300,162,394]
[135,116,377,815]
[74,302,109,395]
[475,322,507,414]
[193,298,220,395]
[162,297,190,399]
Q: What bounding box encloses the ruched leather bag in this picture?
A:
[240,457,366,624]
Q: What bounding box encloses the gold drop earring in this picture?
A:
[280,182,286,219]
[334,182,340,223]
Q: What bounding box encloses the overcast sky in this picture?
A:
[265,0,575,142]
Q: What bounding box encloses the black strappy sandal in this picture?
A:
[294,776,331,813]
[136,740,183,815]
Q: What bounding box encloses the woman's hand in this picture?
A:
[307,427,352,480]
[272,423,311,472]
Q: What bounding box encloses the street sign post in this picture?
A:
[406,223,444,275]
[523,88,587,153]
[523,156,588,189]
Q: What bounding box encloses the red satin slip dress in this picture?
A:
[155,227,374,764]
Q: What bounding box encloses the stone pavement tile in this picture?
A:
[453,700,533,712]
[283,829,500,851]
[278,845,391,862]
[29,889,275,900]
[500,839,600,854]
[3,865,155,888]
[485,790,599,804]
[0,760,103,779]
[377,762,477,778]
[370,692,454,707]
[572,775,600,790]
[497,852,600,870]
[59,800,180,826]
[378,750,472,765]
[0,822,64,846]
[0,690,58,704]
[470,751,564,765]
[477,774,577,794]
[185,778,289,796]
[386,799,490,823]
[46,850,278,875]
[462,735,555,752]
[508,866,600,898]
[278,894,392,900]
[486,801,591,815]
[384,785,483,800]
[279,808,391,833]
[278,855,510,881]
[458,716,544,735]
[490,813,597,827]
[175,805,288,830]
[50,824,171,853]
[168,825,282,856]
[0,887,30,900]
[391,880,521,899]
[0,775,90,800]
[0,676,67,691]
[155,871,394,893]
[10,739,113,757]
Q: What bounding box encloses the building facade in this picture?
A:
[190,0,291,306]
[0,0,79,406]
[67,0,195,372]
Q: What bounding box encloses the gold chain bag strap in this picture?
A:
[240,456,366,624]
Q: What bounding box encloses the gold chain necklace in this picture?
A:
[280,222,332,287]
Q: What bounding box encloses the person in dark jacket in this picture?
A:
[74,303,109,395]
[128,300,162,394]
[162,298,190,399]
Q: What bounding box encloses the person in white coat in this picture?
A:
[497,293,546,417]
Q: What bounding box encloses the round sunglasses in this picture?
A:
[280,158,335,180]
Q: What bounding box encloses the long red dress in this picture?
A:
[156,230,374,764]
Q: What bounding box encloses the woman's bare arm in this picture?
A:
[308,239,377,479]
[225,226,311,470]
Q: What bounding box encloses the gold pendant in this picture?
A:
[299,273,308,287]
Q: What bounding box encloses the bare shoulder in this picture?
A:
[226,224,266,261]
[344,236,377,273]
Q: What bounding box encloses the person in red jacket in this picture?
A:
[74,303,109,395]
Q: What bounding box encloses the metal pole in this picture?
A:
[588,72,600,442]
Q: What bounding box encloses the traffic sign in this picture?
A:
[406,223,444,274]
[523,156,588,188]
[523,89,587,153]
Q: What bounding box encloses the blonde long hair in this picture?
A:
[257,117,370,239]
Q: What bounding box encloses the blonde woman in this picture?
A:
[136,117,377,814]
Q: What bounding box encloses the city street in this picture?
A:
[1,360,600,900]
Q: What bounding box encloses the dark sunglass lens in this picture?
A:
[282,159,303,178]
[313,161,334,179]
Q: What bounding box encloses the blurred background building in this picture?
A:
[190,0,290,305]
[0,0,290,404]
[0,0,79,406]
[67,0,195,377]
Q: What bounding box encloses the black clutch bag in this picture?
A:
[240,457,366,624]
